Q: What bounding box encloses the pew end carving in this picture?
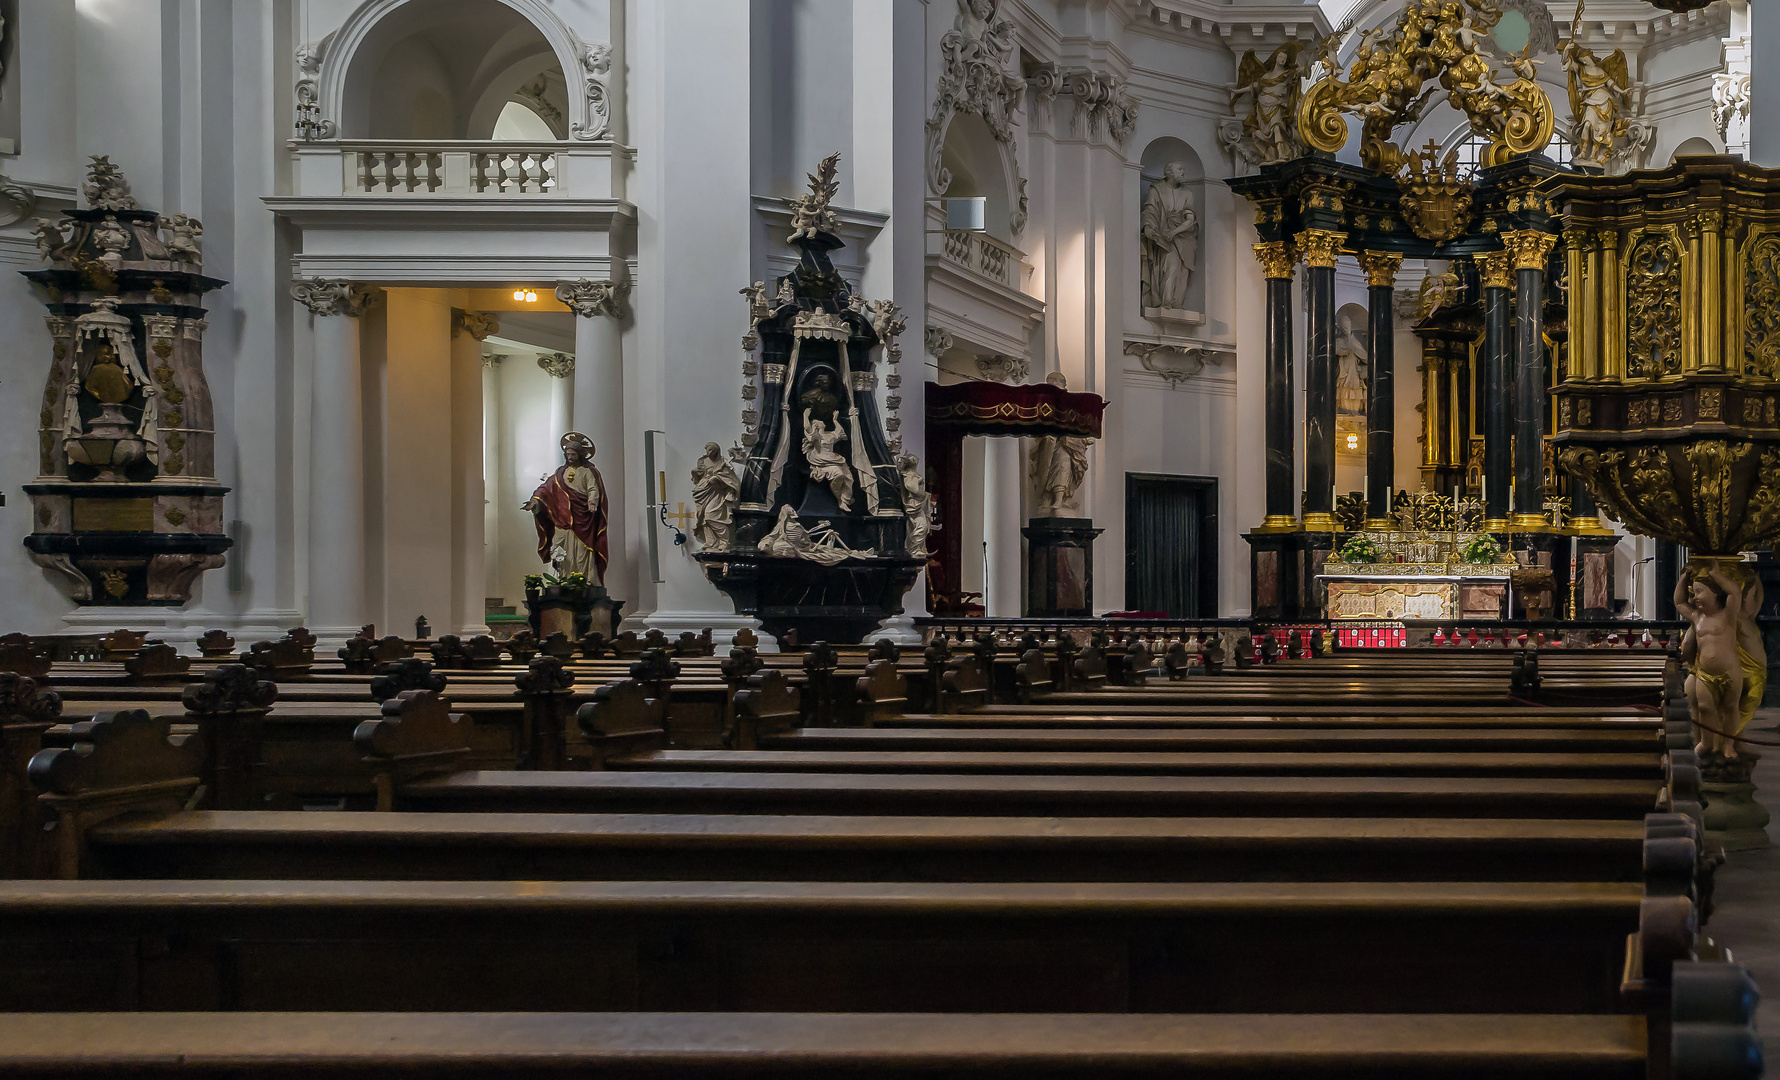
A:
[732,669,802,750]
[353,689,474,811]
[856,659,909,722]
[28,709,204,877]
[578,677,668,766]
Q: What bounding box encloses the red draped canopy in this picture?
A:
[925,379,1106,439]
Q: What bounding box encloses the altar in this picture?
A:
[1319,529,1515,622]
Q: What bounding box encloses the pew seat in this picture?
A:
[611,749,1662,778]
[0,1011,1650,1079]
[74,811,1648,883]
[769,726,1662,753]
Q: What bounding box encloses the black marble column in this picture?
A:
[1360,252,1401,527]
[1258,244,1297,528]
[1509,232,1556,527]
[1301,231,1344,531]
[1479,252,1514,529]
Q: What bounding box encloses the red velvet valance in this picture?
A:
[924,380,1105,439]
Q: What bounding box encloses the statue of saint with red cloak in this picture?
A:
[523,432,609,584]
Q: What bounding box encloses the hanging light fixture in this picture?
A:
[512,288,538,302]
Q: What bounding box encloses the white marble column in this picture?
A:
[1753,0,1779,168]
[291,279,379,645]
[450,311,495,637]
[539,351,576,439]
[983,435,1025,616]
[555,279,633,605]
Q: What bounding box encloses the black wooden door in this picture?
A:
[1125,473,1218,618]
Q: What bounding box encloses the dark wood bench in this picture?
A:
[765,725,1664,754]
[0,878,1640,1014]
[67,810,1655,884]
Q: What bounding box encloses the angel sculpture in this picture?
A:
[787,152,841,242]
[1562,2,1630,171]
[1230,44,1304,166]
[1412,266,1461,323]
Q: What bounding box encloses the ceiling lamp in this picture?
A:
[512,288,538,302]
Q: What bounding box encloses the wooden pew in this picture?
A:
[0,878,1641,1015]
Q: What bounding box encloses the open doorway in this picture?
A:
[1124,473,1218,617]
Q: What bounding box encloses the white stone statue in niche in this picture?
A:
[800,372,854,511]
[689,442,742,552]
[1140,161,1200,318]
[1335,313,1368,418]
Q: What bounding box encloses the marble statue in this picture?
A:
[161,213,203,262]
[32,219,65,262]
[689,442,741,551]
[1562,3,1630,171]
[802,411,854,512]
[1140,162,1199,315]
[1676,566,1766,758]
[1230,45,1303,166]
[758,504,867,565]
[1335,313,1368,417]
[898,454,932,559]
[92,217,130,272]
[787,152,841,243]
[524,432,610,584]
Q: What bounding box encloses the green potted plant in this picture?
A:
[1458,534,1500,566]
[1337,534,1384,564]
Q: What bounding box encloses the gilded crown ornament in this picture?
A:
[1395,141,1475,243]
[1298,0,1554,173]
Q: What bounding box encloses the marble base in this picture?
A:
[1142,307,1205,326]
[1704,780,1773,851]
[870,615,923,646]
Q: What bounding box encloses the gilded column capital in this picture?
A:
[1475,251,1515,290]
[1561,225,1596,254]
[1502,230,1558,272]
[1252,241,1299,279]
[1297,229,1347,270]
[1355,251,1403,288]
[554,278,630,319]
[291,279,382,318]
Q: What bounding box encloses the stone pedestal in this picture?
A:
[525,586,624,641]
[1702,751,1772,851]
[1023,517,1102,617]
[1244,529,1302,620]
[1575,535,1620,620]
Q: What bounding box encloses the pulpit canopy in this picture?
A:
[925,380,1106,439]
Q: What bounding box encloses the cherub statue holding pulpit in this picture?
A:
[524,432,609,584]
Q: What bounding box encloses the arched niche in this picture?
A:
[939,112,1015,242]
[328,0,580,140]
[1672,136,1721,159]
[1138,137,1206,320]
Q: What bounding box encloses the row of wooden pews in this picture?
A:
[0,623,1762,1078]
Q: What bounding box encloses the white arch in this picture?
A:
[312,0,601,141]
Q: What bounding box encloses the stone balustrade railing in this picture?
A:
[936,228,1021,290]
[289,141,628,201]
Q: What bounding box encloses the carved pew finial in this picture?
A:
[369,658,448,703]
[0,634,52,680]
[124,642,191,682]
[731,668,802,749]
[29,710,205,877]
[856,659,909,722]
[181,664,280,810]
[517,655,577,769]
[577,677,667,767]
[353,689,474,810]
